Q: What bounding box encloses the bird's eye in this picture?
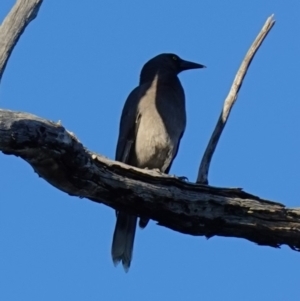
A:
[172,56,178,61]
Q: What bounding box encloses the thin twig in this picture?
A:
[197,14,276,184]
[0,0,43,83]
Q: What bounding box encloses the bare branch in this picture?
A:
[197,15,276,184]
[0,5,297,255]
[0,0,43,82]
[0,108,299,251]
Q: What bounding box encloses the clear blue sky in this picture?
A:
[1,1,299,300]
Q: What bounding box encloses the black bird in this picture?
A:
[112,53,205,271]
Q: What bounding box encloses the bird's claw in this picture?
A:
[178,176,189,182]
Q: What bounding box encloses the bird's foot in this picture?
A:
[178,176,189,182]
[169,174,189,181]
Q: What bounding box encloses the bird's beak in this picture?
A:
[179,59,206,71]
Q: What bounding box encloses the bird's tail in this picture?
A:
[111,212,137,272]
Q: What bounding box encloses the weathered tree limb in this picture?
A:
[0,109,299,251]
[0,3,298,253]
[197,15,276,184]
[0,0,43,82]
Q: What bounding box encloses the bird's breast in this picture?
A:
[134,115,175,170]
[133,81,186,170]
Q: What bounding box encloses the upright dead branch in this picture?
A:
[197,15,275,184]
[0,0,43,82]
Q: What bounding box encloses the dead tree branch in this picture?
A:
[0,109,299,251]
[0,5,298,254]
[197,15,276,184]
[0,0,43,82]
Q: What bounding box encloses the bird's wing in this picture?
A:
[163,130,184,174]
[115,86,141,163]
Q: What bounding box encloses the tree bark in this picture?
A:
[0,109,299,251]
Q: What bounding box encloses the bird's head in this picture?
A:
[140,53,205,83]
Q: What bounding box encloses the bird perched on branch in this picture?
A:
[111,53,205,271]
